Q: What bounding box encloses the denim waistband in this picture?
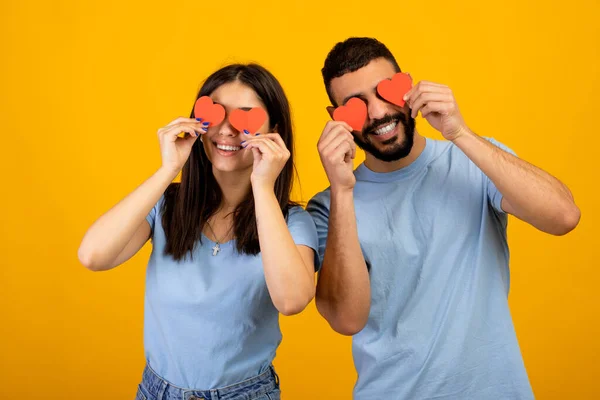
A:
[139,363,279,400]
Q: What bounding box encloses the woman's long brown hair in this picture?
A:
[161,64,298,261]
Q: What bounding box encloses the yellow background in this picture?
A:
[1,0,598,398]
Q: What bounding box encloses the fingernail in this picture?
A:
[240,140,246,145]
[196,118,203,121]
[255,133,260,136]
[201,127,208,131]
[202,122,210,126]
[243,130,249,134]
[403,94,408,101]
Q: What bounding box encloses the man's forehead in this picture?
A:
[330,58,397,105]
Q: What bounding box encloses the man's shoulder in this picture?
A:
[307,187,332,211]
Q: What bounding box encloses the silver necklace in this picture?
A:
[205,220,232,256]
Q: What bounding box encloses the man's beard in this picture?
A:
[354,112,416,162]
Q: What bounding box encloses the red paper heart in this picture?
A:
[377,72,412,107]
[193,96,225,126]
[228,108,268,133]
[333,97,367,132]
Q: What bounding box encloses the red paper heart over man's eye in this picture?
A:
[193,96,226,127]
[376,72,412,107]
[333,97,367,132]
[228,108,268,133]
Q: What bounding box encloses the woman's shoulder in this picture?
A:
[160,183,180,206]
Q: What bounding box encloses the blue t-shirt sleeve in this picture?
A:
[287,206,320,272]
[305,192,330,271]
[485,138,517,214]
[146,195,164,235]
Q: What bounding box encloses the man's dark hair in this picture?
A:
[322,37,401,106]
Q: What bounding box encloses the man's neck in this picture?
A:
[364,133,426,173]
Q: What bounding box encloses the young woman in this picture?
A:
[78,64,318,400]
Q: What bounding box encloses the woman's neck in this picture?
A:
[212,166,253,212]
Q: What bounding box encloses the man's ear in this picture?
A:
[326,106,336,119]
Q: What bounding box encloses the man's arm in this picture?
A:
[454,132,580,235]
[308,189,370,336]
[405,80,580,235]
[309,120,371,336]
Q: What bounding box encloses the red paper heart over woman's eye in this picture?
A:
[193,96,225,126]
[228,108,268,133]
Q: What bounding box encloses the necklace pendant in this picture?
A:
[212,242,220,256]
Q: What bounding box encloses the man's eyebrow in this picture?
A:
[341,92,363,105]
[341,85,378,105]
